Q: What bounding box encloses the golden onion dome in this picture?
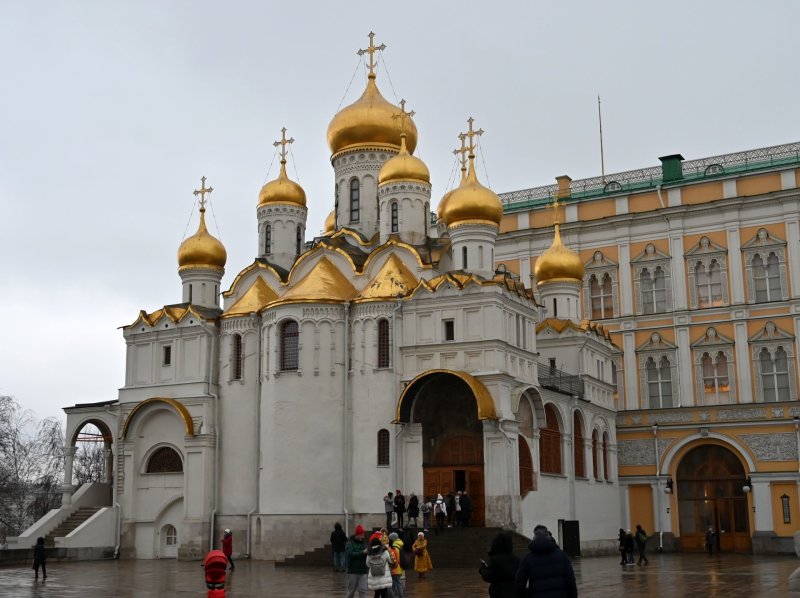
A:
[257,160,307,208]
[436,163,468,220]
[324,210,336,234]
[534,223,584,284]
[327,74,418,156]
[178,208,227,271]
[440,159,503,226]
[378,134,429,184]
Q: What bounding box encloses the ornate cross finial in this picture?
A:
[193,176,213,211]
[551,193,561,226]
[357,31,386,77]
[462,117,484,156]
[392,99,415,135]
[453,133,468,171]
[273,127,295,163]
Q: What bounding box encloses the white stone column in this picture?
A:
[623,332,639,410]
[675,326,693,407]
[619,244,633,316]
[401,424,423,497]
[671,235,688,310]
[786,218,800,298]
[61,446,77,506]
[727,227,745,304]
[734,321,753,403]
[104,448,113,484]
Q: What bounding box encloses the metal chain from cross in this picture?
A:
[273,127,295,163]
[193,176,213,211]
[357,31,386,77]
[462,117,484,156]
[392,99,415,135]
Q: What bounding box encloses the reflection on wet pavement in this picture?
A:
[0,552,796,597]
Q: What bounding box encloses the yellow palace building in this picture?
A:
[497,143,800,553]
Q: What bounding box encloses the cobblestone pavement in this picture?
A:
[0,553,796,597]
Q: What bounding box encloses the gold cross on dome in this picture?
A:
[273,127,294,162]
[392,99,415,134]
[462,117,484,155]
[193,176,213,210]
[453,132,468,170]
[357,31,386,77]
[551,193,561,226]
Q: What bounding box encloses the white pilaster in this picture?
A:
[623,332,639,410]
[615,196,629,215]
[781,169,797,190]
[675,326,693,407]
[619,244,633,316]
[727,227,744,304]
[723,179,737,199]
[670,235,687,310]
[667,188,681,207]
[786,219,800,298]
[734,321,753,403]
[566,203,578,223]
[520,257,531,289]
[517,212,530,230]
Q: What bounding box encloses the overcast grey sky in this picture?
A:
[1,0,798,423]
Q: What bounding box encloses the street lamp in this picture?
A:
[664,478,674,494]
[742,476,752,494]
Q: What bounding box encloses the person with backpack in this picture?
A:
[634,524,649,565]
[420,497,432,531]
[387,532,405,598]
[433,494,447,535]
[366,536,395,597]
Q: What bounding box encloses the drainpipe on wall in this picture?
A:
[342,302,351,535]
[392,297,403,495]
[206,331,220,552]
[652,423,664,552]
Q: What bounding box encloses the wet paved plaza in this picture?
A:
[0,552,797,597]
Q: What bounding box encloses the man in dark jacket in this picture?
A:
[346,525,369,598]
[515,525,577,598]
[479,531,519,598]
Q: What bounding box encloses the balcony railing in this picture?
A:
[538,362,585,399]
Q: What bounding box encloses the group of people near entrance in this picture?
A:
[617,525,649,566]
[383,489,473,534]
[342,524,432,598]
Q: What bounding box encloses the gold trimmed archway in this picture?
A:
[121,397,195,440]
[395,369,497,422]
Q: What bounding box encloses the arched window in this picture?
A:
[390,202,399,233]
[377,318,390,368]
[164,524,177,546]
[646,356,673,408]
[602,431,610,481]
[641,267,666,314]
[696,260,723,307]
[701,351,730,404]
[265,224,271,255]
[424,202,429,236]
[573,412,585,478]
[539,404,562,474]
[146,446,183,473]
[519,436,535,494]
[753,253,782,302]
[592,429,600,480]
[462,246,468,269]
[760,346,791,401]
[349,178,360,222]
[231,333,243,381]
[296,225,302,256]
[590,273,613,319]
[280,320,299,371]
[377,429,390,466]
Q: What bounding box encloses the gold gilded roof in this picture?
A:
[324,210,336,234]
[280,256,357,303]
[533,224,585,284]
[177,208,227,271]
[327,74,418,156]
[257,161,307,207]
[358,254,418,301]
[224,277,278,317]
[441,165,503,226]
[378,134,430,184]
[129,305,213,328]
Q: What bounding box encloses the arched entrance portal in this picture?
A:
[676,444,751,552]
[397,370,494,526]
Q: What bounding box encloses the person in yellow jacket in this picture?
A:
[412,532,433,578]
[387,532,405,598]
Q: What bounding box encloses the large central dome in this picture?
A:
[327,74,418,156]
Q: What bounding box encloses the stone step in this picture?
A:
[45,507,102,545]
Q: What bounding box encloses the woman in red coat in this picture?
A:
[221,529,234,570]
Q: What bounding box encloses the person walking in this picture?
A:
[366,536,395,598]
[623,529,635,566]
[407,493,419,528]
[383,492,395,530]
[515,525,577,598]
[705,527,715,555]
[446,492,456,527]
[331,522,348,572]
[460,491,473,527]
[32,537,47,580]
[394,490,406,530]
[346,524,369,598]
[387,532,405,598]
[635,524,649,565]
[420,496,432,531]
[454,491,462,526]
[617,528,626,565]
[221,529,234,570]
[478,531,519,598]
[412,532,433,578]
[433,494,447,535]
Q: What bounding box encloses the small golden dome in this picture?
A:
[178,208,227,271]
[441,161,503,226]
[324,210,336,234]
[327,74,418,156]
[534,224,584,284]
[378,134,429,184]
[436,163,468,220]
[257,161,306,207]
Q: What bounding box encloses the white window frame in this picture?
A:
[637,332,679,409]
[750,321,797,402]
[742,229,789,304]
[691,327,735,406]
[632,244,672,316]
[583,251,619,320]
[686,236,729,309]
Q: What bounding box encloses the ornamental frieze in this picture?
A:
[222,317,259,332]
[302,306,343,320]
[740,433,798,461]
[649,411,694,424]
[717,408,766,421]
[352,303,396,318]
[618,439,655,466]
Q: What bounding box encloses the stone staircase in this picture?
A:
[280,526,531,568]
[44,507,102,546]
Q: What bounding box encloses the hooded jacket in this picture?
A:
[515,533,577,598]
[345,535,368,575]
[479,532,520,598]
[366,542,394,590]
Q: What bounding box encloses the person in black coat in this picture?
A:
[32,536,47,580]
[407,493,420,527]
[617,528,626,565]
[330,522,348,571]
[479,531,520,598]
[515,526,577,598]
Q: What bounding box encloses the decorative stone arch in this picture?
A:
[121,397,195,441]
[67,416,115,447]
[395,369,497,423]
[511,385,546,425]
[659,433,757,477]
[572,409,587,478]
